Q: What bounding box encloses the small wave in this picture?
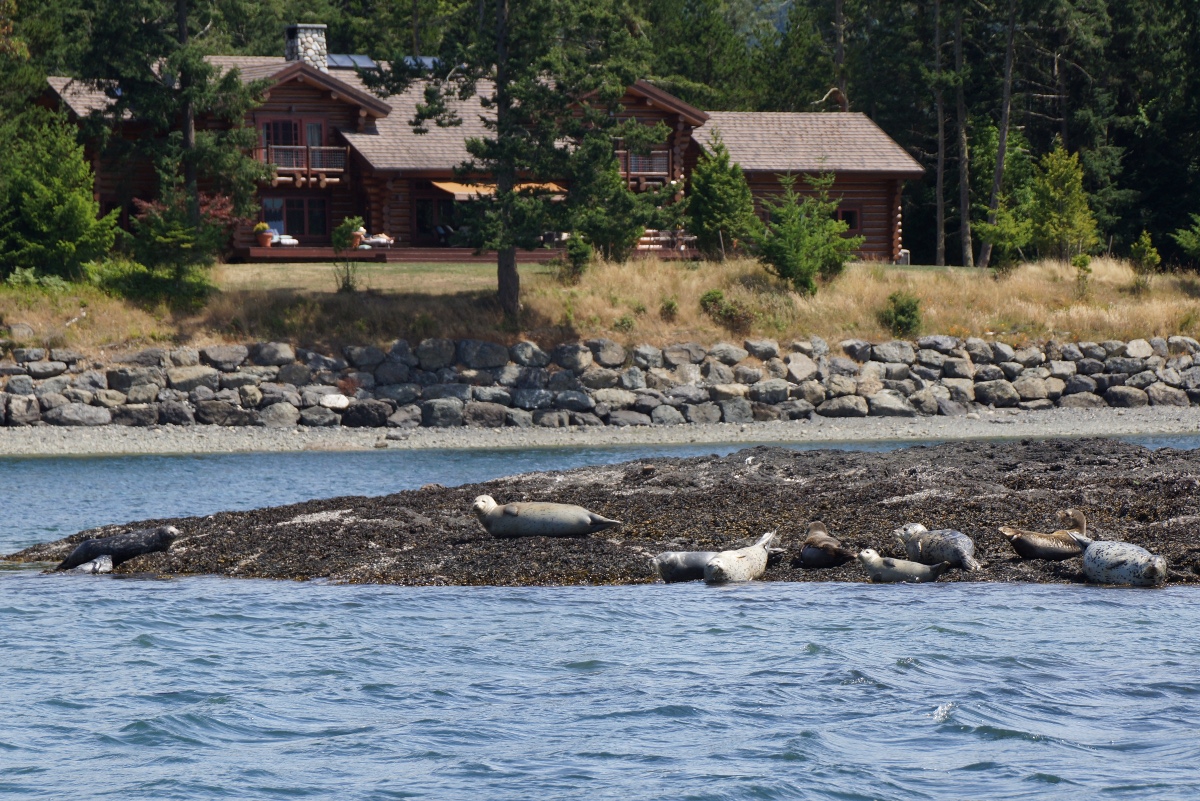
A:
[932,702,958,723]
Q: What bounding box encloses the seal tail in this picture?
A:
[754,530,778,549]
[962,554,983,572]
[587,513,622,531]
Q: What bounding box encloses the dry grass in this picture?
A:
[5,256,1200,358]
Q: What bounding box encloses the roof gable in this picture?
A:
[624,80,709,127]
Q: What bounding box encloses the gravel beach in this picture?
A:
[9,438,1200,587]
[1,405,1199,456]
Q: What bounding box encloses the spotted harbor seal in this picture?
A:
[703,532,777,584]
[893,523,981,571]
[1068,532,1167,587]
[998,509,1086,561]
[799,521,856,569]
[652,550,720,583]
[471,495,622,538]
[55,526,179,571]
[857,549,951,583]
[69,555,113,574]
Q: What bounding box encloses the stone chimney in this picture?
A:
[285,24,328,73]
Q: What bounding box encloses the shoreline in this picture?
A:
[1,406,1199,456]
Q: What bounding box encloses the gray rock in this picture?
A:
[592,388,638,409]
[882,379,918,396]
[121,347,171,367]
[940,378,975,403]
[916,334,959,353]
[702,360,735,384]
[1100,340,1126,357]
[552,343,593,372]
[106,367,166,392]
[219,372,261,390]
[167,365,221,393]
[200,345,248,372]
[270,363,309,388]
[716,397,753,423]
[619,366,646,390]
[505,407,534,428]
[170,348,200,367]
[303,350,348,372]
[942,358,974,379]
[27,361,67,379]
[6,394,39,425]
[1013,347,1045,368]
[777,399,815,419]
[1147,382,1190,406]
[548,370,583,392]
[662,342,707,367]
[386,340,419,367]
[826,374,857,397]
[587,338,626,368]
[868,390,918,417]
[195,400,259,426]
[342,399,393,427]
[763,357,788,379]
[1124,339,1154,359]
[111,404,159,427]
[1058,392,1107,409]
[1048,360,1077,379]
[744,339,780,360]
[1157,367,1184,387]
[998,361,1024,380]
[1063,374,1098,395]
[964,338,993,364]
[632,344,663,370]
[35,376,71,398]
[1105,386,1149,408]
[463,401,508,428]
[607,409,653,426]
[0,362,27,377]
[1167,336,1200,355]
[809,336,830,357]
[189,386,216,404]
[709,383,749,401]
[840,339,872,362]
[1077,358,1105,375]
[422,383,472,402]
[93,389,127,408]
[251,342,296,366]
[471,386,511,406]
[1181,366,1200,391]
[908,388,940,415]
[990,342,1016,363]
[1059,343,1084,361]
[668,384,710,404]
[816,395,869,417]
[1095,374,1127,392]
[1045,377,1066,400]
[1012,376,1049,400]
[883,363,911,380]
[13,347,45,363]
[6,375,35,395]
[871,341,916,364]
[341,345,385,370]
[1126,370,1159,390]
[260,402,300,427]
[734,365,763,384]
[372,385,420,407]
[62,388,93,405]
[159,401,195,426]
[1018,399,1055,411]
[709,342,749,365]
[300,406,341,427]
[1106,356,1146,375]
[533,409,570,428]
[749,378,790,404]
[382,404,419,429]
[44,403,112,426]
[373,360,410,386]
[259,383,302,408]
[516,366,549,389]
[571,412,605,426]
[415,338,456,371]
[509,341,551,367]
[917,349,947,368]
[555,390,595,412]
[493,365,521,387]
[39,392,68,411]
[974,379,1021,407]
[457,339,509,370]
[683,402,721,424]
[785,353,818,384]
[912,365,941,382]
[973,364,1007,382]
[632,393,663,414]
[752,402,782,421]
[580,366,621,389]
[937,398,970,416]
[512,388,554,410]
[70,370,107,391]
[793,380,826,406]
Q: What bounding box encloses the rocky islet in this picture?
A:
[1,334,1199,429]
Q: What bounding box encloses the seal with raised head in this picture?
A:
[998,509,1086,561]
[799,521,856,569]
[1068,532,1167,587]
[55,526,179,571]
[857,549,951,583]
[703,532,777,584]
[471,495,621,538]
[652,550,720,583]
[893,523,981,571]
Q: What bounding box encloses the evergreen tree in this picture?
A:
[754,1,833,111]
[1029,141,1098,260]
[640,0,754,110]
[756,173,863,295]
[686,129,760,260]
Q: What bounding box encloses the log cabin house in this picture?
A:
[44,24,923,263]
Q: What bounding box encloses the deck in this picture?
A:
[231,247,568,264]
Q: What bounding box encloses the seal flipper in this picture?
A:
[962,554,983,571]
[585,512,622,531]
[754,531,778,549]
[1067,531,1094,548]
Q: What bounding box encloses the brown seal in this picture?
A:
[998,509,1086,561]
[799,521,857,569]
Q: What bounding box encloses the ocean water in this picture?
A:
[3,436,1200,799]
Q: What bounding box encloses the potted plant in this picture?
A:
[254,221,273,247]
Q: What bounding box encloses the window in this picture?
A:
[261,196,328,240]
[415,197,458,246]
[836,207,861,233]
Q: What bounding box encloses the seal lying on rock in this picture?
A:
[998,509,1086,561]
[652,550,720,583]
[1068,532,1168,587]
[893,523,981,571]
[55,526,179,571]
[703,532,777,584]
[471,495,622,538]
[799,521,857,568]
[857,549,951,583]
[69,555,113,574]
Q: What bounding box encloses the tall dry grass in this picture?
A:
[0,284,175,355]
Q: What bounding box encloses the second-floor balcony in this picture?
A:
[258,145,349,187]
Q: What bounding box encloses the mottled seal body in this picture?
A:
[1070,534,1167,587]
[999,509,1086,561]
[704,532,777,584]
[70,555,113,574]
[893,523,981,571]
[56,526,179,571]
[652,551,719,583]
[799,522,856,569]
[471,495,621,538]
[857,549,950,583]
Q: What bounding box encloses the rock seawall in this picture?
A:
[2,334,1199,429]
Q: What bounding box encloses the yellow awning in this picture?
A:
[431,181,565,201]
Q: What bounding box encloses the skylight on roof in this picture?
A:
[327,54,378,70]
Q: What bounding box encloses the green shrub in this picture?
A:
[755,174,864,295]
[878,291,922,337]
[331,215,365,293]
[85,255,214,307]
[558,235,592,284]
[1130,230,1160,294]
[699,288,752,332]
[1072,253,1092,297]
[1171,213,1200,262]
[659,296,678,321]
[613,314,635,332]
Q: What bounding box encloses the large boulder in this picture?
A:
[423,383,472,402]
[840,339,872,362]
[167,365,221,393]
[1012,375,1049,401]
[749,378,790,404]
[6,394,39,425]
[867,391,918,417]
[1057,392,1107,409]
[916,334,959,353]
[1104,386,1149,408]
[260,402,301,427]
[252,342,296,366]
[416,338,457,371]
[632,344,663,370]
[709,342,749,365]
[27,361,67,379]
[555,390,595,412]
[942,358,974,380]
[458,339,510,370]
[344,345,387,370]
[385,405,421,429]
[816,395,869,417]
[718,397,754,423]
[651,405,685,425]
[709,383,750,401]
[111,404,159,427]
[1147,382,1189,407]
[587,338,627,368]
[785,353,818,384]
[1124,339,1154,359]
[463,401,508,427]
[300,406,341,427]
[106,366,165,393]
[607,409,652,426]
[743,339,780,360]
[871,341,916,364]
[195,400,259,426]
[662,342,707,367]
[472,386,512,406]
[512,388,554,410]
[553,343,594,372]
[43,403,112,426]
[974,379,1021,407]
[374,360,410,386]
[509,341,550,367]
[683,402,721,424]
[158,401,195,426]
[592,388,638,410]
[342,399,393,427]
[200,345,248,372]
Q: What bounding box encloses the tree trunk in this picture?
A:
[834,0,848,110]
[978,0,1017,269]
[493,0,520,320]
[934,0,946,266]
[176,0,198,229]
[412,0,421,56]
[954,4,973,267]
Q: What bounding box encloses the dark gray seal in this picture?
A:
[893,523,981,571]
[998,509,1086,561]
[799,521,856,568]
[652,550,720,583]
[1068,532,1168,587]
[56,526,179,571]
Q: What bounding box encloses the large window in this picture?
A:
[261,197,328,241]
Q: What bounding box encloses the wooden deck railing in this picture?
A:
[257,146,349,186]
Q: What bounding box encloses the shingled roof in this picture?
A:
[693,111,924,177]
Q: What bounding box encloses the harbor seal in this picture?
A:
[652,550,720,583]
[69,555,113,574]
[857,549,951,583]
[703,531,777,584]
[56,526,179,571]
[471,495,622,537]
[893,523,981,571]
[998,509,1086,561]
[799,521,856,568]
[1068,532,1167,587]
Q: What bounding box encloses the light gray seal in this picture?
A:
[652,550,720,583]
[799,521,856,569]
[857,549,951,583]
[471,495,621,537]
[1068,532,1167,587]
[70,555,113,574]
[56,526,179,571]
[704,532,777,584]
[998,509,1086,561]
[893,523,981,571]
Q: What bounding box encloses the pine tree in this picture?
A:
[1030,141,1099,260]
[686,129,760,260]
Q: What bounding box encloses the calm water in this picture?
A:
[3,436,1200,799]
